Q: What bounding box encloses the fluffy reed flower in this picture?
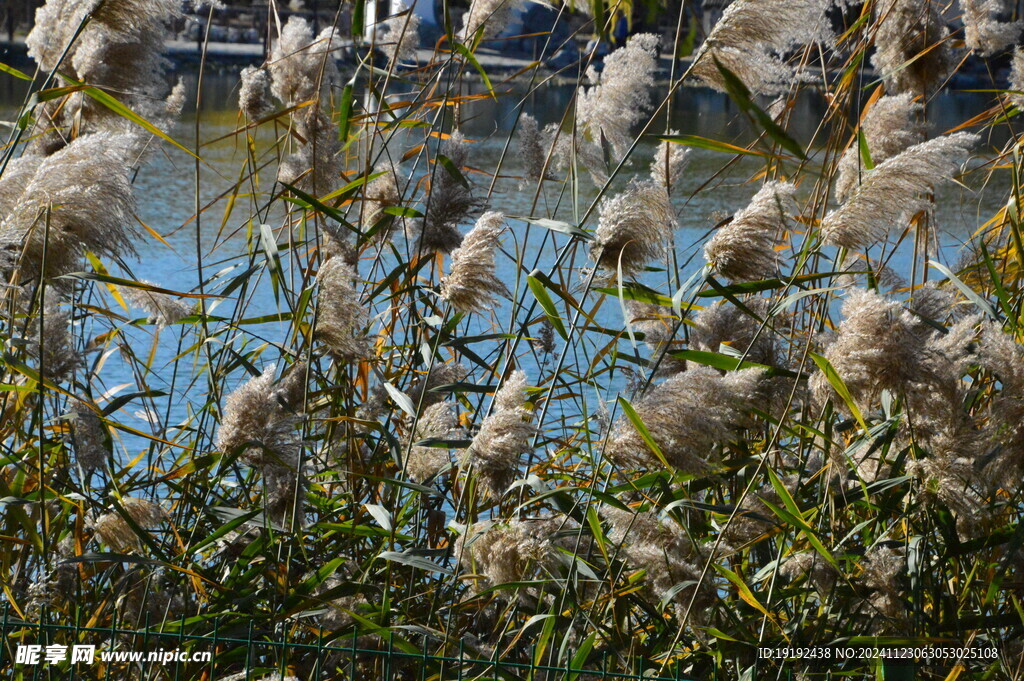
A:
[575,34,660,158]
[363,164,402,240]
[278,108,343,197]
[590,180,674,277]
[872,0,957,95]
[406,402,461,482]
[626,300,686,374]
[858,545,905,621]
[0,132,139,283]
[27,293,83,383]
[71,398,108,473]
[606,365,763,474]
[0,155,41,219]
[26,0,181,140]
[1011,47,1024,110]
[810,288,920,415]
[408,362,470,409]
[961,0,1020,56]
[602,505,716,613]
[820,133,978,250]
[268,16,342,106]
[121,280,192,329]
[835,93,925,203]
[416,131,478,253]
[691,0,833,96]
[457,516,577,590]
[460,0,523,42]
[976,322,1024,485]
[215,364,301,467]
[92,497,165,552]
[460,370,537,499]
[315,257,372,360]
[782,551,839,597]
[691,298,779,366]
[650,134,690,192]
[516,114,556,188]
[704,181,795,282]
[377,2,421,65]
[440,211,508,313]
[239,65,272,119]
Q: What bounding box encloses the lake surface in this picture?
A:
[0,67,1011,462]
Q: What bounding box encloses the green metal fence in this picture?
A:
[0,606,701,680]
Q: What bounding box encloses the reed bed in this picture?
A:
[2,0,1024,679]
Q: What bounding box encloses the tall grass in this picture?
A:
[3,0,1024,679]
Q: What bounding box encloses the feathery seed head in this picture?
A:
[835,93,925,203]
[460,370,536,499]
[704,181,795,282]
[377,3,421,64]
[650,134,690,192]
[269,17,343,106]
[121,281,192,329]
[71,398,108,473]
[239,66,272,119]
[315,257,372,360]
[576,34,659,158]
[416,131,478,253]
[871,0,957,95]
[606,365,763,473]
[406,401,461,482]
[591,180,674,277]
[961,0,1020,56]
[93,497,165,552]
[692,0,833,95]
[460,0,524,42]
[440,211,508,313]
[821,133,978,250]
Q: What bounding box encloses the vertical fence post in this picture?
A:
[209,615,219,681]
[245,619,255,681]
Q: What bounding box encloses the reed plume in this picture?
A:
[460,0,524,42]
[516,114,556,188]
[0,132,139,284]
[872,0,956,95]
[576,34,660,158]
[405,402,461,482]
[363,164,403,241]
[458,517,575,590]
[704,181,795,282]
[835,93,925,203]
[810,288,920,414]
[92,497,165,552]
[71,398,108,473]
[591,180,674,277]
[26,0,181,145]
[315,257,372,360]
[215,364,301,467]
[440,211,507,313]
[377,3,421,65]
[691,0,833,95]
[239,65,272,120]
[121,281,192,329]
[606,365,763,474]
[268,16,342,107]
[602,505,716,614]
[26,293,84,383]
[960,0,1020,56]
[821,133,978,250]
[460,370,537,499]
[416,131,478,253]
[691,298,779,367]
[650,134,690,192]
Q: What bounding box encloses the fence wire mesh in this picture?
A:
[0,606,703,680]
